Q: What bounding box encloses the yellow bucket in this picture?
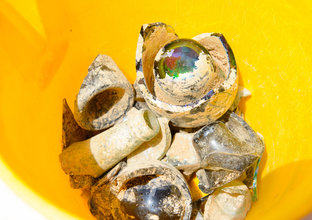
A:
[0,0,312,219]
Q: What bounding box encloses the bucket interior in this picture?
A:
[0,0,312,219]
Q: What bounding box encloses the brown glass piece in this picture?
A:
[62,99,99,189]
[89,162,126,220]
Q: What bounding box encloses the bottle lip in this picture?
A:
[134,109,160,142]
[142,109,159,130]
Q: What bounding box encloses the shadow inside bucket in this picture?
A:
[247,160,312,219]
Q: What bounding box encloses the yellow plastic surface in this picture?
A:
[0,0,312,219]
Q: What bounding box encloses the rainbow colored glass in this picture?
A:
[163,47,199,78]
[156,39,209,79]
